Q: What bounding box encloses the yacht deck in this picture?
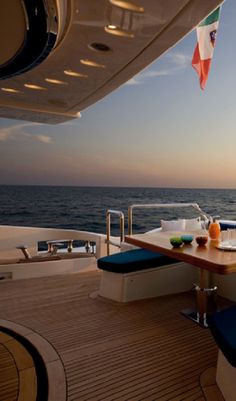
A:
[0,271,227,401]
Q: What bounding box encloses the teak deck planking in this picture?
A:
[0,341,18,401]
[0,271,228,401]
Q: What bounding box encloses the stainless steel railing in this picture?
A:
[106,210,125,255]
[128,203,211,235]
[105,203,211,254]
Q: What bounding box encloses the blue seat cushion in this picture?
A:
[209,305,236,368]
[97,249,177,274]
[220,221,236,231]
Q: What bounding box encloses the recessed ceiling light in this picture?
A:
[76,112,82,118]
[107,24,117,30]
[88,42,111,52]
[109,0,144,13]
[45,78,68,85]
[80,59,106,68]
[104,25,134,38]
[64,70,88,78]
[1,87,20,93]
[24,84,46,90]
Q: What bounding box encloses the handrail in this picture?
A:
[106,210,125,255]
[128,203,212,235]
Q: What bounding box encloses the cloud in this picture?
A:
[142,69,170,78]
[0,123,53,144]
[166,52,191,68]
[36,135,52,144]
[126,69,170,85]
[125,51,191,85]
[125,77,141,86]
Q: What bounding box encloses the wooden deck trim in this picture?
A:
[0,341,18,401]
[0,333,37,401]
[0,320,67,401]
[18,367,37,401]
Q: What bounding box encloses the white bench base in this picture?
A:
[216,350,236,401]
[99,262,198,302]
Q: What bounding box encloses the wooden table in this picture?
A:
[125,232,236,327]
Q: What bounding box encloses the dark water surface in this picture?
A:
[0,186,235,235]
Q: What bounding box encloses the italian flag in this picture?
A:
[192,7,221,90]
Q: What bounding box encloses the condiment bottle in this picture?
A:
[208,216,221,240]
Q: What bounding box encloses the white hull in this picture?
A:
[0,224,107,280]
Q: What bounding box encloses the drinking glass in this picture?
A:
[227,229,236,246]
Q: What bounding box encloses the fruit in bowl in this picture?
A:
[181,234,194,244]
[170,237,183,248]
[195,235,208,246]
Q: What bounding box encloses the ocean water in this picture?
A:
[0,186,236,236]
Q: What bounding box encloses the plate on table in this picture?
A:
[216,242,236,251]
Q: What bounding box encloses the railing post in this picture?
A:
[128,206,133,236]
[106,211,111,255]
[121,214,125,243]
[106,210,125,256]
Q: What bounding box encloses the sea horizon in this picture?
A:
[0,184,236,190]
[0,186,235,234]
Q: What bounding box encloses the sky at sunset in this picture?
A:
[0,1,236,188]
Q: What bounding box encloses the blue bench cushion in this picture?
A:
[220,221,236,231]
[210,305,236,368]
[97,249,177,274]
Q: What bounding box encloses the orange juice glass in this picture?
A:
[208,220,221,240]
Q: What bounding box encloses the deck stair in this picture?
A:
[0,320,66,401]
